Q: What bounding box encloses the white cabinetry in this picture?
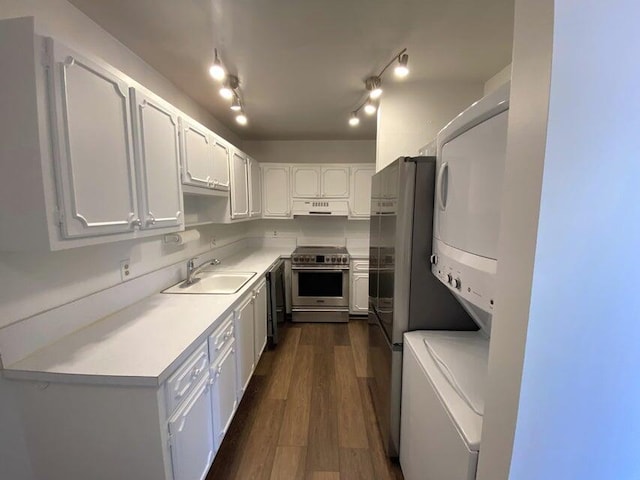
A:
[180,117,214,190]
[230,150,250,220]
[349,166,375,218]
[168,374,215,480]
[49,39,140,238]
[350,259,370,315]
[321,166,350,198]
[253,280,268,362]
[131,88,184,230]
[261,165,291,218]
[235,294,255,396]
[291,166,350,198]
[291,166,321,197]
[211,137,231,191]
[248,156,263,218]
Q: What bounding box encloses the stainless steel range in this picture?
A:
[291,246,350,323]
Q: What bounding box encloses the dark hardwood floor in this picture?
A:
[207,318,404,480]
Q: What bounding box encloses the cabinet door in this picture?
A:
[248,157,262,218]
[253,282,268,362]
[350,273,370,314]
[350,166,375,218]
[291,166,320,197]
[210,341,238,450]
[230,151,249,219]
[262,165,291,218]
[168,374,215,480]
[181,118,215,189]
[235,296,255,397]
[131,89,183,230]
[321,166,350,198]
[49,40,139,238]
[211,137,230,191]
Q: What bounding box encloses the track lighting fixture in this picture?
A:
[219,75,239,100]
[208,48,249,126]
[347,48,409,128]
[394,53,409,78]
[208,49,225,81]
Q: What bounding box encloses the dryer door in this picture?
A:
[435,110,508,260]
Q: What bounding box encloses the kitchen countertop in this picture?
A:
[3,247,291,387]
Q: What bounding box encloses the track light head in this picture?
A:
[394,53,409,78]
[366,76,383,99]
[349,112,360,127]
[364,99,377,115]
[209,49,226,81]
[220,75,239,100]
[230,95,242,111]
[235,111,248,125]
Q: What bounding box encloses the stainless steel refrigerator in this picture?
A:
[367,156,477,458]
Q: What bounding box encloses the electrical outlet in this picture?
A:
[210,236,217,248]
[273,230,278,237]
[120,259,131,281]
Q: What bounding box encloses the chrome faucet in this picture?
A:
[184,257,221,286]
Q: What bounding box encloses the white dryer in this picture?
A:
[401,331,489,480]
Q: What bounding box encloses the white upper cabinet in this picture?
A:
[49,39,139,238]
[248,157,262,218]
[321,166,350,198]
[211,137,231,191]
[291,166,350,198]
[230,150,249,219]
[262,165,291,218]
[349,166,375,218]
[180,117,216,190]
[130,88,183,231]
[291,166,321,197]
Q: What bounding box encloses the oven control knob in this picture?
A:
[342,257,347,263]
[453,277,461,289]
[293,256,298,262]
[446,273,453,285]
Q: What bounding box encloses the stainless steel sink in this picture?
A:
[163,271,257,294]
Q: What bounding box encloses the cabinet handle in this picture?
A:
[192,368,201,379]
[217,365,222,375]
[147,212,156,225]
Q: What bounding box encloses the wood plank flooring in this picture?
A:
[207,319,404,480]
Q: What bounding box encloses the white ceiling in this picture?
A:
[68,0,514,140]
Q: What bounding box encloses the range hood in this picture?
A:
[292,199,350,217]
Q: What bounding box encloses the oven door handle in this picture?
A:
[291,266,349,272]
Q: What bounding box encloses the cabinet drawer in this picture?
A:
[352,260,369,272]
[165,341,209,415]
[208,313,234,363]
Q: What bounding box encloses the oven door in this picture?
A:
[291,267,349,308]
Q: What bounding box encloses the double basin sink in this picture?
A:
[163,270,257,295]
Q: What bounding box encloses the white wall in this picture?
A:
[249,218,369,249]
[243,140,375,164]
[480,0,640,479]
[475,0,553,478]
[375,80,484,170]
[0,0,239,146]
[484,64,512,96]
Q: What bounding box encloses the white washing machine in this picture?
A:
[401,331,489,480]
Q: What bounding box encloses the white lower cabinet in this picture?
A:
[210,340,238,449]
[168,373,215,480]
[350,260,370,315]
[253,280,268,362]
[235,294,255,397]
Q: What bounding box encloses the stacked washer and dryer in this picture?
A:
[400,84,510,480]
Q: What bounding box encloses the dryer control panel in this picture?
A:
[431,238,496,314]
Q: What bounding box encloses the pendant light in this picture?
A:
[220,75,239,100]
[348,112,360,127]
[394,53,409,78]
[208,49,225,81]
